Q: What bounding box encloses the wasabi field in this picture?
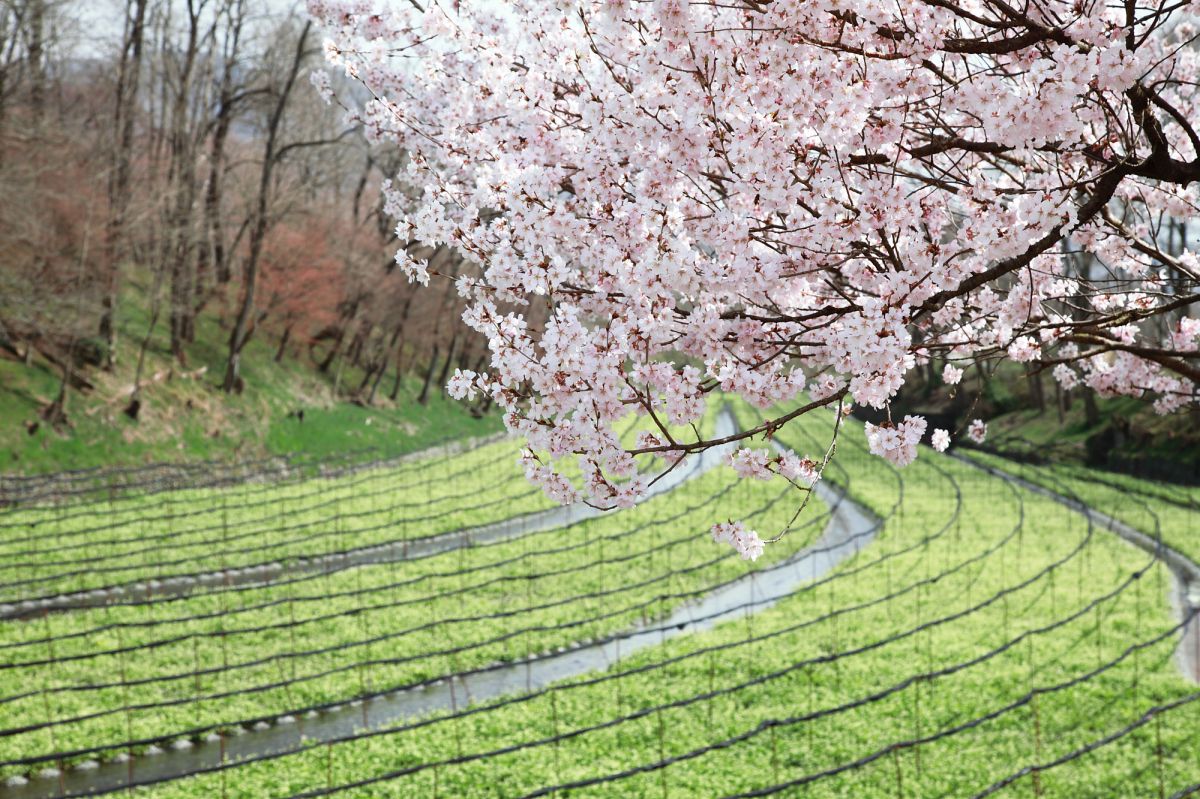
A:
[0,399,1196,798]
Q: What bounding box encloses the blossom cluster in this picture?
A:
[729,448,820,486]
[311,0,1200,519]
[710,521,765,562]
[865,416,928,467]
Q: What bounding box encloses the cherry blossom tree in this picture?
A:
[310,0,1200,549]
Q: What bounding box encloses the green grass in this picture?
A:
[0,407,723,601]
[2,398,1196,796]
[0,272,502,475]
[0,439,547,600]
[0,406,729,773]
[0,417,723,617]
[987,397,1200,469]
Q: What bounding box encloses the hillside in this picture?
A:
[861,362,1200,485]
[0,275,500,475]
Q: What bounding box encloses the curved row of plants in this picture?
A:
[0,443,811,778]
[965,451,1200,565]
[112,399,1200,798]
[0,411,717,604]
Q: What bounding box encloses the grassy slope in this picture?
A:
[0,439,548,599]
[987,395,1200,468]
[0,467,813,772]
[0,404,750,777]
[903,362,1200,471]
[0,275,500,474]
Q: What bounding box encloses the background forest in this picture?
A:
[0,0,510,471]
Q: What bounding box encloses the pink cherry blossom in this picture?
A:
[522,455,580,506]
[311,0,1200,523]
[1053,364,1080,391]
[1173,318,1200,350]
[1008,337,1042,363]
[968,419,988,445]
[931,429,951,452]
[778,453,821,487]
[446,370,480,401]
[865,416,928,467]
[729,448,775,481]
[711,521,765,562]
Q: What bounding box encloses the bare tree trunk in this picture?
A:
[346,323,368,369]
[1027,371,1045,413]
[350,154,372,223]
[356,347,379,393]
[200,0,244,289]
[366,335,399,405]
[359,321,397,399]
[456,342,469,373]
[202,103,232,285]
[389,348,406,401]
[332,318,355,396]
[26,0,44,123]
[274,323,291,362]
[42,342,72,427]
[381,290,416,402]
[469,353,490,415]
[317,299,358,373]
[100,0,149,370]
[417,342,439,405]
[224,21,311,392]
[0,6,12,153]
[318,326,345,373]
[45,213,97,426]
[127,250,168,418]
[436,330,459,388]
[361,318,405,404]
[163,0,209,365]
[415,250,461,406]
[1083,390,1100,428]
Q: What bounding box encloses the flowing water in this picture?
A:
[1,440,880,797]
